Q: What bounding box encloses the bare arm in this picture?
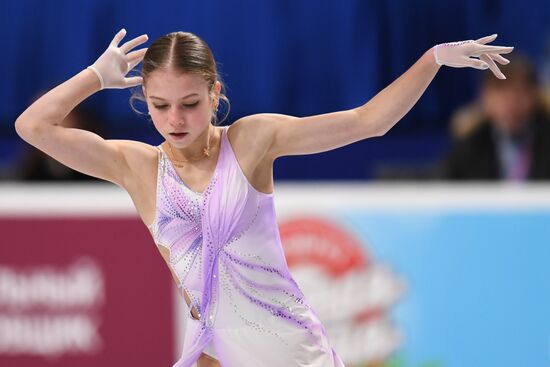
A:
[354,48,441,136]
[246,35,513,159]
[14,29,148,187]
[252,48,440,159]
[14,69,131,186]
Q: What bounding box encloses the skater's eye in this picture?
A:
[153,102,198,110]
[182,101,199,108]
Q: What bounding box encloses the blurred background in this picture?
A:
[1,1,550,367]
[2,0,550,181]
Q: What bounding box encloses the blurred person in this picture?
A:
[8,104,104,181]
[14,29,512,367]
[540,35,550,91]
[441,54,550,180]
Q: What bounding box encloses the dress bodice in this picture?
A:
[146,125,344,367]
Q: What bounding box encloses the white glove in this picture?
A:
[87,28,148,89]
[433,34,514,79]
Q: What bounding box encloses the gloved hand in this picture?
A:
[87,28,148,89]
[433,34,514,79]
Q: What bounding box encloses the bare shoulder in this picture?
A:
[115,139,158,167]
[109,139,160,226]
[227,113,292,160]
[226,114,284,194]
[109,139,159,189]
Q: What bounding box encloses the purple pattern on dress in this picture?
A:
[147,126,345,367]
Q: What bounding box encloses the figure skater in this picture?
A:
[15,28,513,367]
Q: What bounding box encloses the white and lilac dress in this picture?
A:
[147,125,345,367]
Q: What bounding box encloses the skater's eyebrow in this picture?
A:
[149,93,199,101]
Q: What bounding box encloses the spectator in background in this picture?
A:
[8,104,103,181]
[540,35,550,92]
[441,54,550,180]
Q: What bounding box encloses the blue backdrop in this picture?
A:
[1,0,549,179]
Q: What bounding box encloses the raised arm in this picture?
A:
[14,29,148,187]
[249,34,513,159]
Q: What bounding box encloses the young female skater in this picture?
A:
[15,28,513,367]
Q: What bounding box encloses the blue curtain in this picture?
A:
[1,0,548,178]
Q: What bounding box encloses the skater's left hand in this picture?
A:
[433,34,514,79]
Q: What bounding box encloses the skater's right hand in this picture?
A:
[87,28,148,90]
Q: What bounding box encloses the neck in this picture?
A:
[170,125,219,162]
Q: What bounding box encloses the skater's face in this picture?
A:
[142,69,220,147]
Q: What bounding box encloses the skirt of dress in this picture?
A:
[179,305,345,367]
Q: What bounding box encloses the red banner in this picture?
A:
[0,217,175,367]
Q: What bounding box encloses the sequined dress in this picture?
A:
[147,125,345,367]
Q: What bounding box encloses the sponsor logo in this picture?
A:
[280,217,406,364]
